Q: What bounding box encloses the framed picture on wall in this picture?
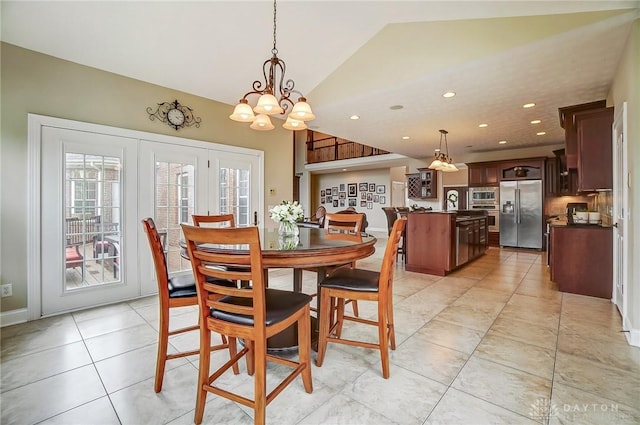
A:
[366,193,373,201]
[367,202,373,209]
[374,194,379,203]
[376,185,386,194]
[326,187,332,195]
[368,183,376,192]
[321,189,326,197]
[333,199,338,207]
[332,187,338,196]
[360,192,367,200]
[339,183,346,192]
[380,195,386,204]
[348,198,357,207]
[339,192,346,199]
[348,183,357,197]
[339,199,345,207]
[360,200,367,207]
[327,195,333,202]
[359,183,368,192]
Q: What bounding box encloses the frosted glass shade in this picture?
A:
[229,101,256,122]
[282,116,307,130]
[253,94,283,115]
[290,99,315,121]
[428,158,443,170]
[249,114,275,131]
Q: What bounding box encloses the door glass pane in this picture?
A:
[64,153,121,290]
[155,161,194,273]
[220,166,250,226]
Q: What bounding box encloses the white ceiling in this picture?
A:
[2,1,638,161]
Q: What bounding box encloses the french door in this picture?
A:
[33,115,264,317]
[138,142,262,296]
[41,127,139,315]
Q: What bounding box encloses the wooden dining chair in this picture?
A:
[181,224,313,425]
[141,217,238,393]
[322,212,365,316]
[316,216,407,379]
[192,213,235,227]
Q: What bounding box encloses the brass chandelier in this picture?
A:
[229,0,315,131]
[428,129,459,172]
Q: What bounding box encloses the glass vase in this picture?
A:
[278,221,299,236]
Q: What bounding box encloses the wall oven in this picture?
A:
[468,187,499,232]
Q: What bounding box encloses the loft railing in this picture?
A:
[306,134,390,164]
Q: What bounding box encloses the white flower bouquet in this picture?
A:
[269,200,304,224]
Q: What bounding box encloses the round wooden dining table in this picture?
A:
[180,226,377,350]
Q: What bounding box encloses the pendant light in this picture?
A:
[428,129,459,172]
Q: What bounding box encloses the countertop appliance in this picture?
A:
[499,180,543,249]
[566,202,588,224]
[468,186,499,232]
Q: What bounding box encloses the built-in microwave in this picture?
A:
[468,186,499,206]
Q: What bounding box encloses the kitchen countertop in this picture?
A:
[547,219,613,229]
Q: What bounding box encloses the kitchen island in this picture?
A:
[405,210,488,276]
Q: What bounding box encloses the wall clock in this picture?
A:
[147,99,201,130]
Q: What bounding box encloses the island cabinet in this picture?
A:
[406,212,487,276]
[550,225,612,299]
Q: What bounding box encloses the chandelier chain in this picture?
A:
[272,0,278,55]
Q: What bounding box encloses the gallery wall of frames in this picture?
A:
[320,182,386,210]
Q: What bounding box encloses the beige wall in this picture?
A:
[1,43,293,313]
[609,19,639,338]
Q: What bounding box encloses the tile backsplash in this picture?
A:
[544,195,592,218]
[595,190,613,225]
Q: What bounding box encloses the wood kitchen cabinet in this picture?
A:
[575,107,614,191]
[406,168,438,199]
[468,163,499,186]
[558,100,606,169]
[550,225,612,299]
[546,149,578,196]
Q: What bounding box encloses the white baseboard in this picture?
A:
[0,308,29,327]
[623,316,640,347]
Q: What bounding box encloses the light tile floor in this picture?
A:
[2,236,639,425]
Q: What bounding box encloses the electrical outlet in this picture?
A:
[1,283,13,298]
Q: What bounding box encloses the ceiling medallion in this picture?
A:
[147,100,201,131]
[428,129,459,173]
[229,0,315,131]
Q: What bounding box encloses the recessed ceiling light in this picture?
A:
[389,105,404,110]
[537,131,546,136]
[349,115,360,120]
[523,103,536,108]
[402,136,410,140]
[478,123,488,128]
[499,140,507,144]
[442,92,456,98]
[530,119,541,124]
[342,169,347,171]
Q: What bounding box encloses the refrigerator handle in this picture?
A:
[515,189,521,224]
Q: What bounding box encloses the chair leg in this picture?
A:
[378,302,390,379]
[254,339,267,425]
[335,298,346,338]
[154,306,170,393]
[229,336,240,375]
[194,329,211,425]
[246,340,255,376]
[315,289,332,367]
[387,296,396,350]
[297,305,313,393]
[350,299,359,317]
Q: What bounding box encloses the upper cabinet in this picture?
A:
[407,168,438,199]
[467,163,499,187]
[575,108,614,191]
[558,100,613,192]
[558,100,606,169]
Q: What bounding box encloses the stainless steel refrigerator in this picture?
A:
[499,180,543,249]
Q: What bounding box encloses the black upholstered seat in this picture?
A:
[319,268,380,293]
[212,288,312,326]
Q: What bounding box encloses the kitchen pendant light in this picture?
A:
[428,129,458,172]
[229,0,314,131]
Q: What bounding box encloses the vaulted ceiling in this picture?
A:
[3,1,638,161]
